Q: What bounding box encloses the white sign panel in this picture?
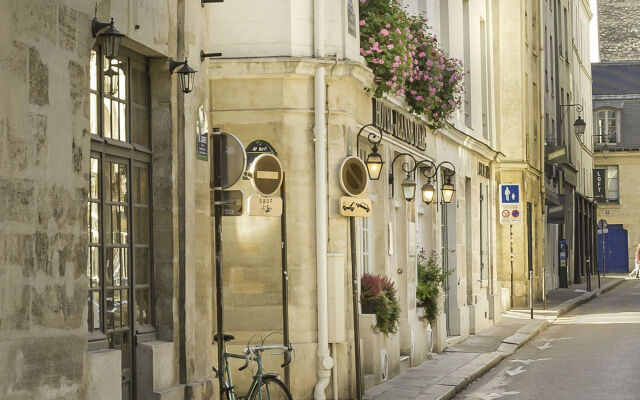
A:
[499,184,522,225]
[248,196,283,217]
[339,197,372,217]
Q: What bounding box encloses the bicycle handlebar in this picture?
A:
[242,344,295,369]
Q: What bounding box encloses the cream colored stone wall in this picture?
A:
[0,0,217,398]
[595,153,640,272]
[493,0,546,307]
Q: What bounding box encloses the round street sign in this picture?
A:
[211,131,246,189]
[249,153,283,196]
[339,156,369,197]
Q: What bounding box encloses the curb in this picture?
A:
[434,278,625,400]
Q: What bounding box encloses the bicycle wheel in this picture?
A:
[248,376,293,400]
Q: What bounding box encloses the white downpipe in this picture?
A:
[314,0,325,58]
[313,65,332,400]
[314,1,332,399]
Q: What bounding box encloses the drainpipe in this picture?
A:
[313,1,333,399]
[313,65,332,400]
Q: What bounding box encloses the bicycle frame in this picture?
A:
[222,349,267,400]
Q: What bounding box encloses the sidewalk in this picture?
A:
[363,275,626,400]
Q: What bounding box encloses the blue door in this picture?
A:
[598,224,629,273]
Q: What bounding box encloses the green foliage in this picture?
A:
[416,250,452,324]
[360,273,401,335]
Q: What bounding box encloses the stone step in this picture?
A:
[155,384,185,400]
[399,355,411,374]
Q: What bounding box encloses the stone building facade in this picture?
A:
[593,62,640,273]
[1,1,215,399]
[492,0,546,308]
[0,0,555,399]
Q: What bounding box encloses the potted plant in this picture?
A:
[416,250,452,324]
[360,273,401,335]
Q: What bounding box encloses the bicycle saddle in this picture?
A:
[213,333,235,343]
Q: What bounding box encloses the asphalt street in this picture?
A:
[455,278,640,400]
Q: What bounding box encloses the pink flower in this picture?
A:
[381,29,389,36]
[387,44,394,49]
[411,90,417,95]
[418,51,426,58]
[385,23,391,28]
[396,28,402,34]
[429,87,437,96]
[416,96,423,101]
[360,20,366,26]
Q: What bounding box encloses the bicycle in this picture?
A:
[213,333,295,400]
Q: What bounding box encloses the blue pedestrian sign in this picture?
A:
[501,184,520,204]
[499,184,522,225]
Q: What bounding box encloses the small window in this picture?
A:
[596,165,619,203]
[357,146,373,275]
[595,109,618,144]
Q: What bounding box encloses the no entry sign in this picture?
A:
[248,153,283,196]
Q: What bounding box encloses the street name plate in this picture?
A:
[339,196,372,217]
[248,196,283,217]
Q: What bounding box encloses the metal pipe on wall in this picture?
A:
[313,65,332,400]
[313,0,333,398]
[280,173,291,387]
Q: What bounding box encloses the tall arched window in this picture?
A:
[595,109,618,144]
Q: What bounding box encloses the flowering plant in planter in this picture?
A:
[360,273,401,335]
[359,0,416,98]
[405,15,464,130]
[416,250,452,324]
[359,0,464,128]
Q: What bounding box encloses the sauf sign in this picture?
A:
[499,184,522,225]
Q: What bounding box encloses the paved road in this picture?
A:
[455,278,640,400]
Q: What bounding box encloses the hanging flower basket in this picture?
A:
[359,0,464,127]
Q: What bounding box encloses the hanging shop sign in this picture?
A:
[246,139,278,168]
[210,130,246,189]
[248,196,283,217]
[339,156,369,197]
[372,98,427,151]
[196,105,209,161]
[248,153,283,196]
[210,190,244,217]
[340,196,372,217]
[593,168,606,202]
[499,183,522,225]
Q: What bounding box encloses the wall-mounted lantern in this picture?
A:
[414,160,457,206]
[400,174,417,202]
[421,180,436,205]
[356,124,385,180]
[91,17,125,59]
[169,58,197,94]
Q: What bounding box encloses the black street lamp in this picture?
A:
[559,103,586,141]
[414,160,457,205]
[401,174,417,202]
[169,58,197,94]
[574,116,586,139]
[91,17,125,59]
[356,124,385,180]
